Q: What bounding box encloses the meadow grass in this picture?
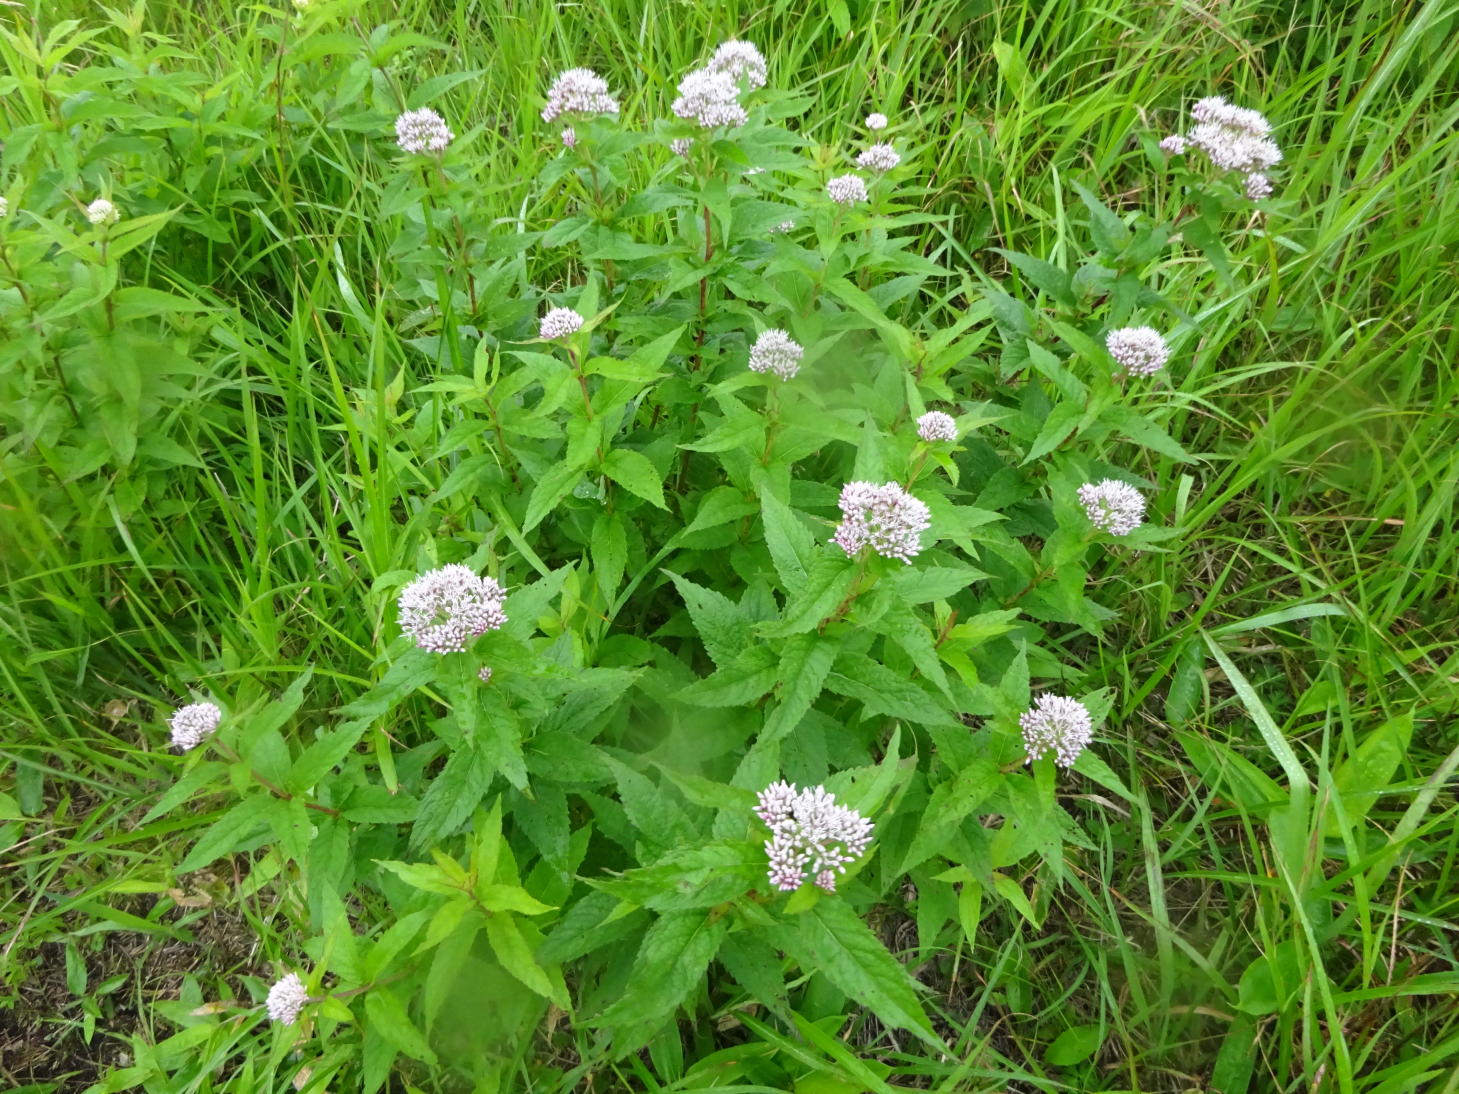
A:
[2,0,1458,1091]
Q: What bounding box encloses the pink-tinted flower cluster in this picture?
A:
[541,68,619,123]
[1105,326,1170,377]
[397,564,508,654]
[1019,695,1094,767]
[1078,479,1145,535]
[831,481,931,563]
[168,702,221,752]
[756,781,874,892]
[1162,95,1281,200]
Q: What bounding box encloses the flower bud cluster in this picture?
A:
[397,564,508,654]
[831,481,931,563]
[756,781,873,892]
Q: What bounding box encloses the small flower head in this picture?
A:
[0,196,8,218]
[397,564,508,654]
[706,39,767,90]
[394,108,453,154]
[771,219,796,235]
[1105,326,1170,377]
[291,0,310,10]
[670,137,694,156]
[865,112,889,131]
[756,781,874,892]
[826,173,868,206]
[1159,134,1188,155]
[1077,479,1146,535]
[856,142,900,172]
[672,68,748,129]
[541,68,619,123]
[1244,172,1273,200]
[831,481,931,563]
[477,665,494,684]
[265,973,309,1025]
[748,328,804,381]
[916,411,958,443]
[1019,694,1094,767]
[539,306,584,341]
[168,702,222,752]
[1182,96,1280,176]
[85,199,119,226]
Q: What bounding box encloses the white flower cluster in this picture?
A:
[1078,479,1146,535]
[539,307,584,341]
[168,702,221,752]
[865,112,888,131]
[672,40,765,129]
[705,39,767,90]
[748,329,804,380]
[756,781,874,892]
[672,68,748,129]
[394,108,454,154]
[541,68,619,124]
[831,481,931,563]
[477,665,494,684]
[669,137,694,156]
[86,199,119,226]
[770,219,795,235]
[397,564,508,654]
[856,142,899,172]
[1105,326,1170,377]
[1164,95,1281,199]
[916,411,958,442]
[265,972,308,1025]
[826,173,868,206]
[1019,695,1094,767]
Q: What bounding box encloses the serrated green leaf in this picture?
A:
[364,987,438,1066]
[761,633,838,743]
[410,743,492,851]
[666,570,752,670]
[485,914,568,1007]
[603,448,667,509]
[774,900,939,1048]
[476,883,555,915]
[1046,1023,1102,1066]
[759,489,814,587]
[593,911,730,1047]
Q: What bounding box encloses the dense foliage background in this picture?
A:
[2,0,1457,1092]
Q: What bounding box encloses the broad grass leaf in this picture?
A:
[1329,710,1412,834]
